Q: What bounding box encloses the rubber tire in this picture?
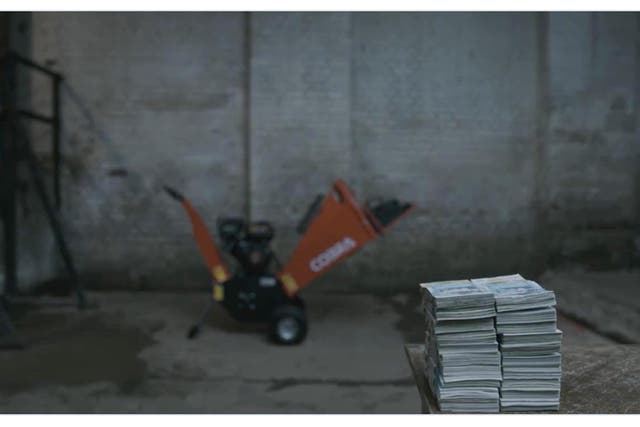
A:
[269,304,307,345]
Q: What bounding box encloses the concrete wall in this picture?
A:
[349,13,541,287]
[546,13,640,269]
[12,12,640,292]
[27,13,246,289]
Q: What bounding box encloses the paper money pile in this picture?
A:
[421,280,501,413]
[472,275,562,412]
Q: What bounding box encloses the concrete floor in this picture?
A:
[0,289,612,413]
[542,269,640,343]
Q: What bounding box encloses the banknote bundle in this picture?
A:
[472,275,562,412]
[421,280,501,413]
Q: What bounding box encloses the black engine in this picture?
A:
[217,217,276,275]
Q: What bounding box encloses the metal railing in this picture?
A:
[0,50,84,308]
[1,50,64,207]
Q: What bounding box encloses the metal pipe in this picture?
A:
[7,50,63,80]
[52,77,61,208]
[18,109,54,124]
[0,58,18,294]
[17,123,86,309]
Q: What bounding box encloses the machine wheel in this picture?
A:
[269,304,307,345]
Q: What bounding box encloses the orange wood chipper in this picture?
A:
[166,179,413,344]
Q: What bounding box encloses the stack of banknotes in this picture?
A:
[421,280,501,413]
[472,275,562,412]
[420,275,563,413]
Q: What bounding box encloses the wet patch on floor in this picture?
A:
[0,306,156,394]
[375,292,424,343]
